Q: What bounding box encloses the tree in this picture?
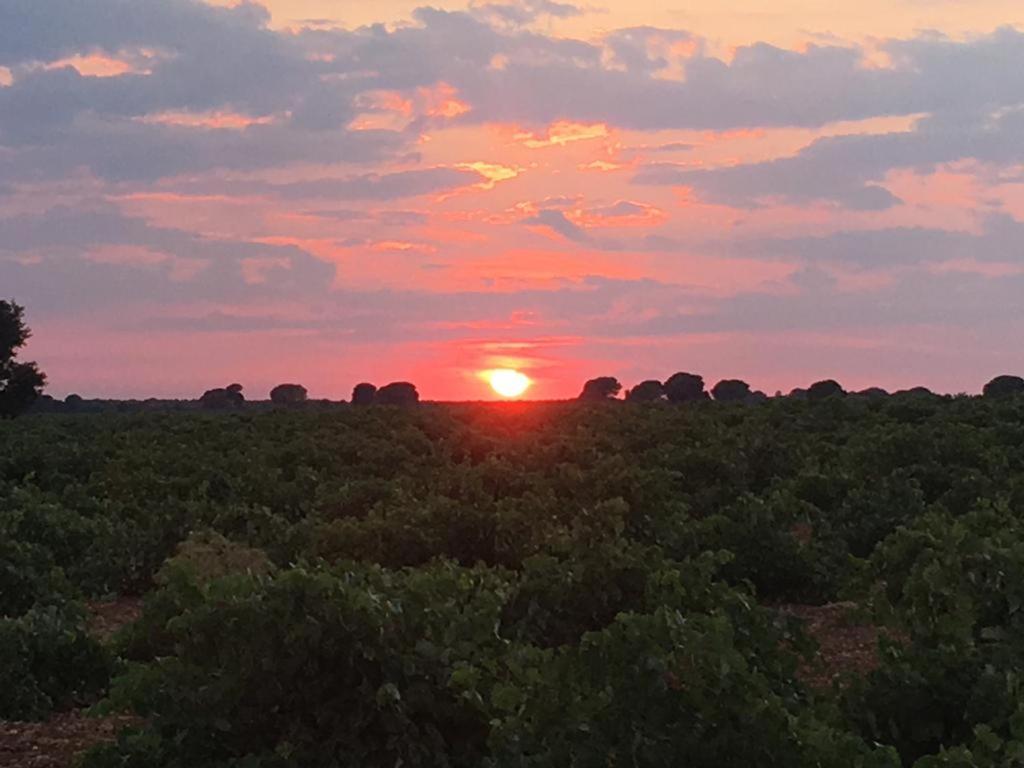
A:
[200,384,245,409]
[807,380,845,401]
[0,300,46,418]
[711,379,751,402]
[856,387,889,399]
[664,372,708,403]
[579,377,622,401]
[352,383,377,405]
[983,375,1024,399]
[894,386,935,398]
[375,381,419,405]
[625,380,665,402]
[270,383,308,405]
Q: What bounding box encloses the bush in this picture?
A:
[0,603,112,720]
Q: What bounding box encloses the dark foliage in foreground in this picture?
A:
[3,392,1024,765]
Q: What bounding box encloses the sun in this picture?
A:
[489,369,531,399]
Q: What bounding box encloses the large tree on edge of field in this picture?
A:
[983,375,1024,399]
[579,376,622,401]
[270,383,308,405]
[664,372,708,403]
[0,300,46,418]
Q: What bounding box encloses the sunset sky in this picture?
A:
[3,0,1024,399]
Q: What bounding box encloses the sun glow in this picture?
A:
[488,369,531,398]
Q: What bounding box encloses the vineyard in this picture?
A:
[4,394,1024,766]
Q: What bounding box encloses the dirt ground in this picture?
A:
[0,711,140,768]
[781,601,884,689]
[0,599,143,768]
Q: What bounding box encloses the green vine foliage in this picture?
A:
[0,393,1023,765]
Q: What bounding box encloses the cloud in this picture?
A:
[727,213,1024,266]
[634,107,1024,209]
[524,209,593,243]
[0,203,335,311]
[471,0,584,26]
[251,167,488,201]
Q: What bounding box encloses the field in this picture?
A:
[3,395,1024,767]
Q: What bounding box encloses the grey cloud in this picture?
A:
[0,0,270,65]
[5,3,1024,192]
[260,168,485,200]
[0,118,403,183]
[523,209,592,242]
[472,0,584,25]
[635,107,1024,209]
[728,213,1024,267]
[0,203,335,311]
[608,267,1024,339]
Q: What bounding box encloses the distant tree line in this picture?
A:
[5,297,1024,416]
[193,381,421,409]
[580,372,1024,403]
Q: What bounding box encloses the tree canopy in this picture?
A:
[711,379,752,402]
[270,383,308,405]
[200,384,245,409]
[352,383,378,406]
[579,376,622,401]
[664,372,708,403]
[0,299,46,417]
[983,375,1024,399]
[625,380,665,402]
[375,381,419,406]
[807,379,846,401]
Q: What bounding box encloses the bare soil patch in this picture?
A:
[782,601,884,689]
[0,711,138,768]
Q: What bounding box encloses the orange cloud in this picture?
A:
[455,161,523,189]
[45,54,140,78]
[569,201,667,228]
[418,82,471,119]
[370,240,438,254]
[578,159,624,172]
[357,90,415,116]
[515,121,610,148]
[139,110,276,129]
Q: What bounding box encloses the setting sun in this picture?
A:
[488,369,531,398]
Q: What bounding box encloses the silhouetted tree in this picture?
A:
[375,381,419,405]
[625,380,665,402]
[200,384,245,409]
[352,383,377,405]
[270,383,308,405]
[579,376,622,401]
[747,390,769,404]
[856,387,889,399]
[0,300,46,418]
[711,379,752,402]
[984,375,1024,399]
[64,394,84,411]
[894,386,935,398]
[788,388,808,400]
[664,372,708,403]
[807,380,845,401]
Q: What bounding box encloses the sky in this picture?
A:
[3,0,1024,400]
